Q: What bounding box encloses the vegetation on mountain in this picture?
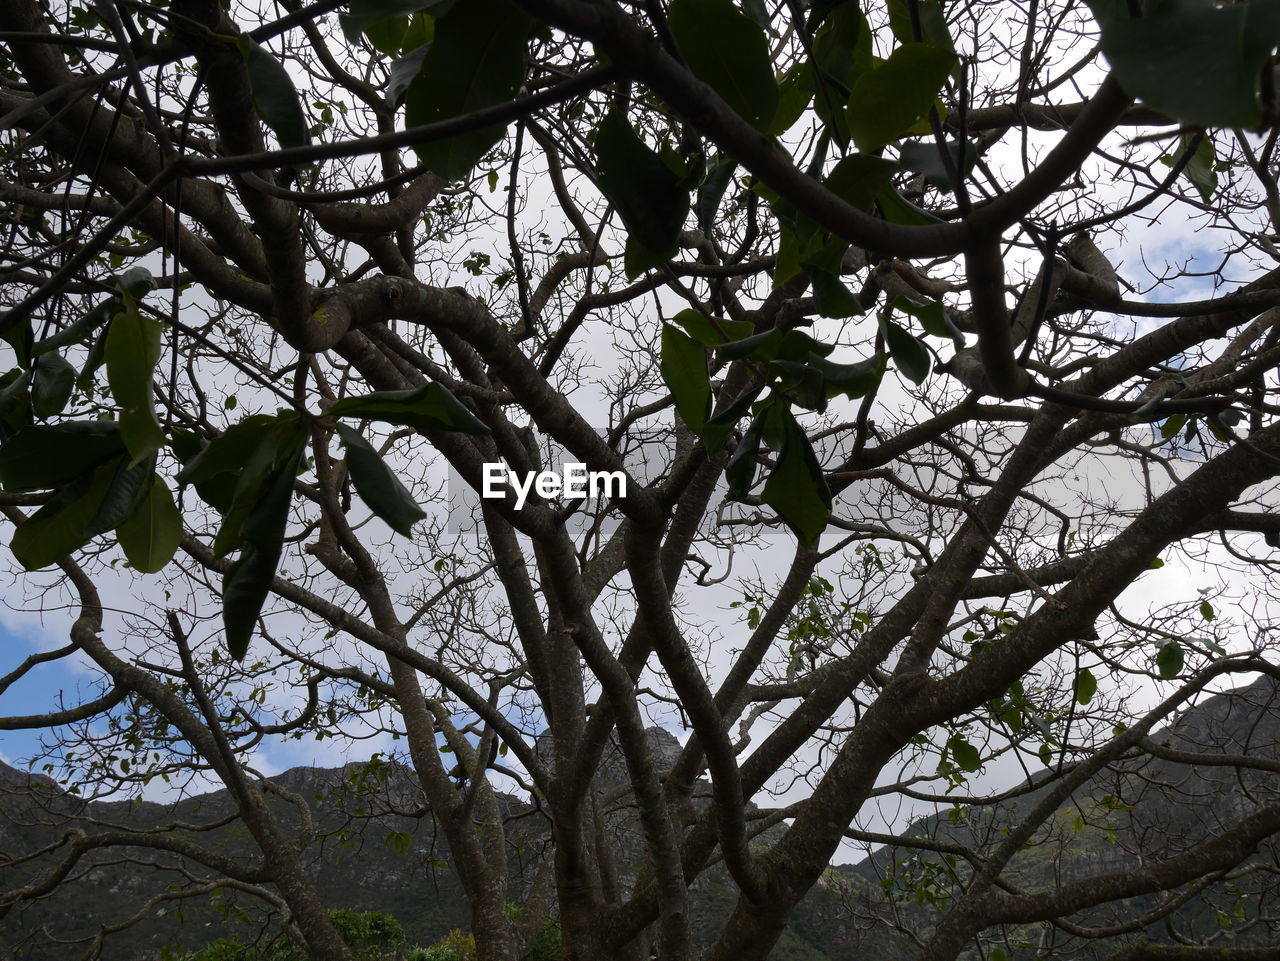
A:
[3,1,1280,960]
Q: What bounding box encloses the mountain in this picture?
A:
[3,680,1280,960]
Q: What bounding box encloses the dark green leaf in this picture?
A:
[1074,667,1098,706]
[897,137,976,193]
[336,422,427,537]
[0,421,124,491]
[387,43,431,108]
[880,316,932,384]
[340,0,453,46]
[1156,639,1184,679]
[1199,599,1215,621]
[776,329,835,362]
[105,289,165,465]
[669,0,779,131]
[115,475,182,573]
[672,308,754,346]
[769,60,814,135]
[403,0,532,181]
[661,324,712,433]
[808,352,885,399]
[808,268,863,319]
[876,187,944,225]
[31,352,75,418]
[716,328,786,362]
[889,294,964,346]
[235,37,311,150]
[847,43,955,152]
[329,383,489,433]
[10,460,116,570]
[696,154,738,230]
[825,153,900,211]
[0,369,32,436]
[769,359,828,412]
[220,439,306,657]
[214,420,307,558]
[1087,0,1280,128]
[1,318,33,369]
[222,544,279,661]
[725,411,765,496]
[887,0,954,50]
[84,453,157,538]
[948,734,982,773]
[761,408,831,547]
[1163,132,1217,202]
[33,266,155,358]
[595,111,689,275]
[811,2,872,145]
[700,384,763,453]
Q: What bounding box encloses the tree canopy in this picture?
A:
[3,0,1280,959]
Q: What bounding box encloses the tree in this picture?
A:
[2,0,1280,959]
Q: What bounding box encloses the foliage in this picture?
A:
[3,1,1280,961]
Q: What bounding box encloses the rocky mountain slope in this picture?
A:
[3,679,1280,960]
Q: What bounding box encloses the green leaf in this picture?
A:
[769,359,828,412]
[386,43,431,108]
[234,37,311,150]
[336,423,427,538]
[33,267,155,357]
[1164,132,1217,203]
[897,138,976,193]
[1156,639,1185,679]
[1199,599,1215,621]
[825,154,901,211]
[668,0,779,131]
[876,187,945,226]
[402,0,532,181]
[0,421,124,491]
[222,545,278,661]
[1087,0,1280,128]
[105,289,165,465]
[85,453,158,538]
[221,441,306,659]
[672,308,754,346]
[696,154,738,230]
[328,383,489,433]
[847,43,955,152]
[769,60,814,135]
[595,111,689,277]
[1074,667,1098,706]
[725,411,765,496]
[213,419,307,558]
[808,352,885,399]
[889,294,964,345]
[340,0,453,46]
[761,408,831,547]
[10,460,117,570]
[887,0,954,51]
[2,318,33,369]
[1159,413,1187,440]
[0,369,32,436]
[880,316,932,384]
[661,324,712,433]
[175,415,277,513]
[116,475,182,573]
[948,734,982,773]
[700,384,763,453]
[30,352,76,418]
[811,2,873,145]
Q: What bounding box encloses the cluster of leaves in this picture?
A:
[0,277,487,659]
[660,301,958,547]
